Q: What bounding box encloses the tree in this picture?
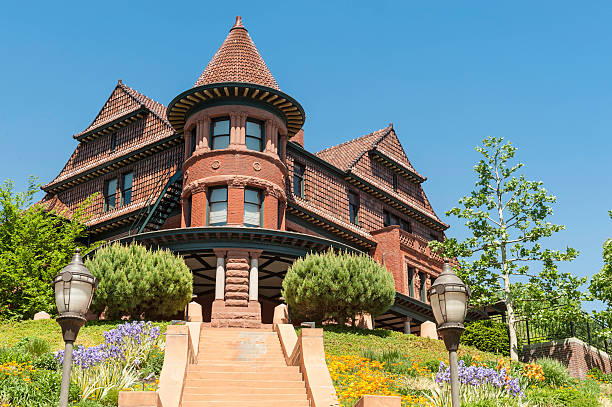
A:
[86,242,192,320]
[0,177,97,320]
[589,211,612,335]
[281,249,395,325]
[429,137,580,361]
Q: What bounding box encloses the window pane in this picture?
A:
[244,189,259,204]
[293,175,302,197]
[106,179,117,195]
[244,203,261,226]
[185,196,192,227]
[246,136,261,151]
[246,121,262,138]
[212,135,230,150]
[213,120,230,135]
[190,128,197,155]
[122,173,133,190]
[210,188,227,203]
[209,202,227,225]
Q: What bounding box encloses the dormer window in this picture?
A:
[110,133,117,153]
[210,118,230,150]
[103,178,118,212]
[384,210,411,232]
[293,163,305,198]
[246,119,264,151]
[348,191,360,225]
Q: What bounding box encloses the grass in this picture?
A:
[322,324,502,364]
[0,319,168,351]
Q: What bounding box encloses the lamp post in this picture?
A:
[52,249,98,407]
[427,259,471,407]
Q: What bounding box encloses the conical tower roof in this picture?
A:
[194,16,279,90]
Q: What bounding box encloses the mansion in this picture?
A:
[41,16,460,333]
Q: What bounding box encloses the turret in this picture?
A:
[167,16,305,230]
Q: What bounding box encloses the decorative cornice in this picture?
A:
[182,175,286,203]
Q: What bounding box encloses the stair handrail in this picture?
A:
[136,169,183,234]
[128,163,176,235]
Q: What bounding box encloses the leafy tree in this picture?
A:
[0,177,97,320]
[429,137,580,360]
[86,243,192,320]
[589,210,612,335]
[281,249,395,325]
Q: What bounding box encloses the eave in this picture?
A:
[43,133,182,193]
[167,82,305,136]
[285,202,375,251]
[74,106,149,142]
[369,149,426,184]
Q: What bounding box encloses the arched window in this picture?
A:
[210,118,230,150]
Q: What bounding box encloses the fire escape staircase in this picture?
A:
[129,169,183,235]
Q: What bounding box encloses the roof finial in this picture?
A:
[118,79,123,85]
[232,16,244,29]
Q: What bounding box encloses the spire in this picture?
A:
[194,16,279,90]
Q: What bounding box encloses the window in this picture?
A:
[278,201,283,229]
[207,187,227,226]
[121,172,133,206]
[104,178,118,212]
[383,210,411,232]
[110,133,117,153]
[407,267,415,298]
[244,188,263,227]
[210,118,230,150]
[185,195,192,227]
[392,173,398,191]
[349,191,359,225]
[246,120,264,151]
[293,163,305,198]
[418,271,427,302]
[189,127,197,156]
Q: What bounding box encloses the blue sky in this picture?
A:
[0,1,610,310]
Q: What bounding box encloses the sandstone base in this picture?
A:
[210,299,262,328]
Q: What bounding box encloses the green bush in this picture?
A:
[87,243,192,320]
[282,250,395,324]
[527,382,599,407]
[33,352,60,371]
[361,349,416,376]
[535,357,572,387]
[14,336,51,358]
[460,319,520,356]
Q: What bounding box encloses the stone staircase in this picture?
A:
[181,326,310,407]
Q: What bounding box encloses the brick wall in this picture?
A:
[521,338,612,379]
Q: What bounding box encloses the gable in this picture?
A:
[374,130,418,173]
[77,85,142,138]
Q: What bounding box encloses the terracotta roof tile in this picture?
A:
[194,16,279,90]
[315,125,392,171]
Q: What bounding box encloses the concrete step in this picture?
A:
[185,371,303,380]
[182,401,308,407]
[182,393,308,401]
[184,378,306,388]
[183,386,306,396]
[189,365,299,373]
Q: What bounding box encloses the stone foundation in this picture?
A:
[211,299,261,328]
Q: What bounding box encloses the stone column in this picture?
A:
[279,134,287,162]
[197,116,211,151]
[224,249,250,307]
[403,317,412,335]
[265,119,275,153]
[214,251,226,300]
[249,251,262,302]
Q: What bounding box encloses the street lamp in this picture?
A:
[427,259,471,407]
[52,248,98,407]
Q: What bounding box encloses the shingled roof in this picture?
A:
[74,80,171,139]
[194,16,280,90]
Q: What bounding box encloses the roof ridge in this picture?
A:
[316,124,392,156]
[118,81,172,128]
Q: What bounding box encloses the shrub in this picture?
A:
[461,319,520,356]
[282,250,395,324]
[535,357,572,387]
[86,243,192,320]
[14,336,51,358]
[33,352,60,371]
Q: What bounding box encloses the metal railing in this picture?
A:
[512,310,610,353]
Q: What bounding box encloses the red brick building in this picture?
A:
[42,17,450,332]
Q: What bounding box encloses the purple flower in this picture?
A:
[435,361,525,398]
